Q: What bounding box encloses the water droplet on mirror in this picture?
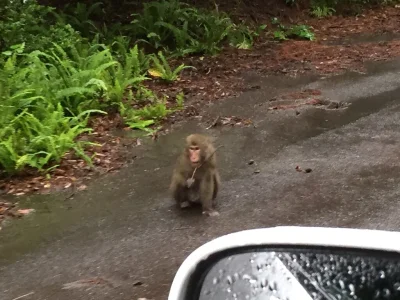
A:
[260,278,268,289]
[348,266,353,275]
[379,270,386,279]
[383,288,391,297]
[394,282,400,291]
[316,274,322,283]
[326,281,332,286]
[256,263,263,271]
[349,283,355,295]
[234,273,240,281]
[339,280,345,290]
[242,274,251,281]
[226,276,233,285]
[213,277,219,285]
[227,287,232,293]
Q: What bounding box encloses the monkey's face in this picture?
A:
[188,145,202,167]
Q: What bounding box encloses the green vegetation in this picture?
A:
[0,0,264,175]
[307,0,400,17]
[271,18,315,41]
[149,51,194,82]
[2,0,395,176]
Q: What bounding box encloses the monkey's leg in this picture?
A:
[173,184,191,209]
[200,174,219,217]
[212,171,220,208]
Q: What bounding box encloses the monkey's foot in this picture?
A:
[180,201,191,209]
[203,210,220,217]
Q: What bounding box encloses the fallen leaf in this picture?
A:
[17,208,35,215]
[43,183,51,189]
[77,184,87,191]
[206,116,221,129]
[15,192,25,196]
[148,69,162,78]
[64,182,72,189]
[95,152,107,157]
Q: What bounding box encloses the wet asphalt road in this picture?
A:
[2,58,400,300]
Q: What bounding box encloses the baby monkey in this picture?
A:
[170,134,221,216]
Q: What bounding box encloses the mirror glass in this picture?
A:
[199,249,400,300]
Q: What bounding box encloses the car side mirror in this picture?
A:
[168,227,400,300]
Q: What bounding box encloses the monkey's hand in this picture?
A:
[202,210,220,217]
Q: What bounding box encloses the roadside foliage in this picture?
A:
[1,0,398,175]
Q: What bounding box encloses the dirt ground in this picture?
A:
[2,4,400,222]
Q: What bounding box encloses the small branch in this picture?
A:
[12,292,35,300]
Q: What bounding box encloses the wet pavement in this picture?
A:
[2,57,400,300]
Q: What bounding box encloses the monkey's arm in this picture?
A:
[200,171,216,214]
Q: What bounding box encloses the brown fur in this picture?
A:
[170,134,221,216]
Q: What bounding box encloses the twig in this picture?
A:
[206,116,221,129]
[12,292,34,300]
[64,190,75,201]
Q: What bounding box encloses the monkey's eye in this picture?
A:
[190,146,200,151]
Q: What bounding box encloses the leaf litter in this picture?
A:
[0,200,35,229]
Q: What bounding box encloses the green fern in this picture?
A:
[149,51,193,82]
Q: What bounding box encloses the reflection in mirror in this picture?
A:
[199,249,400,300]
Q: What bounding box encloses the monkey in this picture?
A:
[170,134,221,217]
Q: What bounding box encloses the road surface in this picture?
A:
[1,58,400,300]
